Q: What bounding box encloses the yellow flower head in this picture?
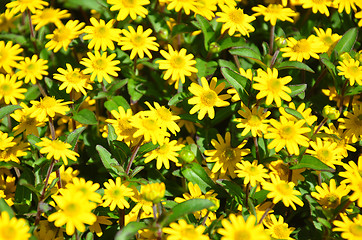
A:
[102,177,134,211]
[0,131,16,151]
[306,138,343,169]
[166,0,200,15]
[31,7,71,31]
[140,182,166,203]
[333,214,362,239]
[107,0,150,21]
[300,0,333,16]
[6,0,48,14]
[264,214,295,240]
[268,159,305,185]
[65,177,102,203]
[30,96,72,120]
[36,138,79,164]
[236,103,271,137]
[0,74,26,105]
[252,4,297,26]
[313,28,341,55]
[0,41,23,73]
[311,179,350,209]
[188,77,230,120]
[163,219,209,240]
[16,55,48,84]
[0,211,30,240]
[279,102,317,126]
[281,35,324,62]
[145,101,180,134]
[337,58,362,86]
[334,0,358,14]
[338,103,362,143]
[194,0,217,20]
[235,160,270,187]
[0,9,19,32]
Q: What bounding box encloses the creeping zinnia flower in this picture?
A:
[0,74,26,105]
[36,138,79,164]
[163,219,209,240]
[252,4,297,26]
[0,211,31,240]
[107,0,150,21]
[30,96,72,121]
[0,41,23,73]
[281,36,324,62]
[102,177,134,211]
[16,55,48,84]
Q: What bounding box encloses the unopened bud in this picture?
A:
[322,105,340,120]
[179,145,195,163]
[141,182,165,203]
[339,52,352,61]
[207,196,220,212]
[209,42,220,53]
[275,37,287,48]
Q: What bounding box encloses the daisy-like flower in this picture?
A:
[314,28,341,54]
[130,112,170,145]
[265,116,311,155]
[337,59,362,86]
[194,0,217,20]
[236,103,270,137]
[281,36,323,62]
[264,215,295,240]
[216,4,256,37]
[11,102,46,136]
[204,132,250,178]
[0,131,16,150]
[80,51,121,83]
[140,182,166,203]
[333,0,358,14]
[0,41,23,73]
[36,138,79,164]
[6,0,48,14]
[102,177,134,211]
[322,123,356,158]
[118,25,159,59]
[89,215,112,237]
[53,63,92,95]
[166,0,199,15]
[0,140,28,163]
[163,219,209,240]
[0,211,30,240]
[48,189,97,236]
[311,179,350,209]
[306,138,343,169]
[339,157,362,185]
[235,160,270,187]
[145,101,180,134]
[48,166,79,191]
[156,44,197,89]
[252,4,297,26]
[218,214,270,240]
[83,17,122,51]
[279,102,318,126]
[338,103,362,143]
[300,0,333,16]
[65,177,102,203]
[346,173,362,207]
[333,214,362,239]
[253,68,292,107]
[262,174,304,210]
[31,7,71,31]
[269,159,305,185]
[15,55,48,84]
[30,96,72,121]
[356,10,362,27]
[188,77,231,120]
[0,74,26,105]
[0,9,19,32]
[107,0,150,21]
[45,20,85,53]
[144,138,184,169]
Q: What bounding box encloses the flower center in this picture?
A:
[233,229,250,240]
[317,148,331,160]
[228,9,245,24]
[276,182,293,195]
[0,225,16,239]
[268,77,282,92]
[267,5,282,14]
[25,116,36,126]
[158,144,170,155]
[222,148,235,161]
[170,56,185,69]
[321,36,333,44]
[66,71,83,83]
[0,83,11,93]
[64,202,78,216]
[279,125,296,139]
[273,223,291,238]
[50,140,66,150]
[181,227,198,238]
[93,58,107,70]
[141,118,158,131]
[292,39,311,53]
[200,90,217,106]
[25,63,36,71]
[53,27,70,42]
[40,96,57,109]
[249,115,261,126]
[157,108,172,121]
[325,193,339,208]
[131,35,145,47]
[95,26,109,37]
[347,66,360,77]
[349,224,362,237]
[122,0,136,8]
[112,188,123,198]
[0,49,9,62]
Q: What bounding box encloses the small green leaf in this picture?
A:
[128,78,145,102]
[229,47,266,68]
[333,28,358,55]
[276,61,315,73]
[27,134,41,148]
[217,179,245,203]
[65,127,86,150]
[0,198,14,218]
[195,58,218,79]
[96,145,124,178]
[290,155,331,171]
[115,222,147,240]
[168,92,192,106]
[107,124,118,143]
[104,96,131,112]
[0,105,22,120]
[320,53,336,75]
[221,67,248,103]
[317,217,331,229]
[284,107,304,120]
[196,15,215,51]
[112,140,132,162]
[72,109,97,125]
[289,84,307,98]
[137,142,159,159]
[219,37,246,51]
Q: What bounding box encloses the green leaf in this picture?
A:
[104,96,131,112]
[115,222,147,240]
[196,15,215,51]
[72,109,97,125]
[220,67,248,103]
[284,107,304,120]
[290,155,331,171]
[219,37,246,51]
[112,140,132,162]
[0,198,14,218]
[333,28,358,55]
[96,145,125,178]
[218,59,238,72]
[128,78,145,102]
[320,53,336,76]
[217,179,244,203]
[229,47,266,68]
[317,217,331,229]
[289,84,307,98]
[65,127,86,150]
[107,124,118,143]
[0,105,22,120]
[276,61,315,73]
[27,134,41,148]
[195,58,218,79]
[137,142,159,159]
[161,199,214,227]
[168,92,192,106]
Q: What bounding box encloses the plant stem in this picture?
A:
[118,208,125,229]
[313,117,328,136]
[253,136,260,161]
[245,182,250,207]
[258,203,275,224]
[269,24,275,55]
[26,9,38,53]
[125,137,144,175]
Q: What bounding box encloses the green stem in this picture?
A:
[253,136,260,161]
[269,24,275,55]
[125,137,144,175]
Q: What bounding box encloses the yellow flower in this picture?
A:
[216,4,255,36]
[45,20,85,53]
[337,59,362,86]
[65,177,102,203]
[53,63,92,95]
[140,182,166,203]
[264,215,295,240]
[163,219,209,240]
[216,0,241,7]
[15,55,48,84]
[102,177,134,211]
[236,103,270,137]
[157,44,197,89]
[11,102,46,136]
[204,132,250,178]
[145,101,180,135]
[356,10,362,27]
[281,36,323,62]
[279,102,318,126]
[30,96,71,120]
[0,74,26,105]
[268,160,305,185]
[306,138,343,169]
[0,139,28,163]
[235,160,270,187]
[144,138,184,169]
[0,171,17,206]
[218,214,270,240]
[300,0,333,16]
[0,9,19,32]
[0,211,30,240]
[311,179,350,209]
[88,216,112,237]
[33,220,64,240]
[0,41,23,73]
[334,0,358,14]
[313,27,341,54]
[194,0,217,20]
[31,7,71,31]
[333,214,362,239]
[166,0,199,15]
[80,51,121,83]
[262,174,304,210]
[48,189,97,236]
[6,0,48,14]
[252,4,297,26]
[253,68,292,107]
[322,123,356,158]
[36,138,79,164]
[83,17,122,51]
[265,116,311,155]
[188,77,230,120]
[338,103,362,143]
[118,25,159,59]
[48,166,79,190]
[107,0,150,21]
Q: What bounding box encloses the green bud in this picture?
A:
[275,37,287,48]
[158,29,169,40]
[179,145,195,163]
[209,42,220,53]
[339,52,352,61]
[322,105,340,120]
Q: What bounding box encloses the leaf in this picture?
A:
[333,28,358,55]
[128,78,145,102]
[160,199,214,227]
[196,15,215,51]
[195,58,218,79]
[65,127,86,150]
[290,155,331,171]
[220,67,248,103]
[104,96,131,112]
[168,92,192,106]
[0,105,22,120]
[289,84,307,98]
[112,141,132,162]
[218,59,238,72]
[115,222,147,240]
[96,145,124,178]
[72,109,97,125]
[219,37,246,51]
[27,134,41,148]
[107,124,118,143]
[0,198,14,218]
[320,53,336,75]
[229,48,267,68]
[137,142,159,159]
[217,179,244,203]
[284,107,304,120]
[276,61,315,73]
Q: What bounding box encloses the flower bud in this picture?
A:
[355,50,362,63]
[275,37,287,48]
[207,196,220,212]
[339,52,352,61]
[179,145,195,163]
[322,105,340,120]
[209,42,220,53]
[140,182,165,203]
